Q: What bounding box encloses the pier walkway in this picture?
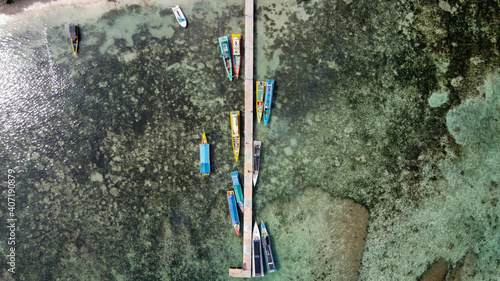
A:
[228,0,253,278]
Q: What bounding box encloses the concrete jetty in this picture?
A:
[228,0,253,278]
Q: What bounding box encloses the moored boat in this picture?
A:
[69,23,78,54]
[172,5,187,27]
[200,133,210,176]
[230,111,240,162]
[227,191,240,236]
[263,79,274,127]
[252,141,261,186]
[252,222,264,277]
[231,172,244,212]
[231,34,241,79]
[261,221,277,273]
[256,81,265,123]
[218,36,233,81]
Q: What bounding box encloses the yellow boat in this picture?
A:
[230,111,240,162]
[256,81,266,123]
[69,23,78,54]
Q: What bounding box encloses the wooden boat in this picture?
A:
[231,34,241,79]
[231,172,244,212]
[218,36,233,81]
[230,111,240,162]
[263,79,274,127]
[172,5,187,27]
[252,141,261,186]
[256,81,266,123]
[227,191,240,236]
[252,222,264,277]
[200,133,210,176]
[261,221,277,273]
[69,23,78,54]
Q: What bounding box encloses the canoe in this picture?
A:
[263,79,274,127]
[218,36,233,81]
[231,171,244,212]
[252,141,261,186]
[227,191,240,236]
[252,222,264,277]
[172,5,187,27]
[231,34,241,79]
[200,133,210,176]
[261,221,277,273]
[230,111,240,162]
[69,23,78,54]
[256,81,266,123]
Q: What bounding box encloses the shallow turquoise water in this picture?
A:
[0,0,499,280]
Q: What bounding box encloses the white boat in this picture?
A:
[172,5,187,28]
[252,222,264,277]
[253,141,261,186]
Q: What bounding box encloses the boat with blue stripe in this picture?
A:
[231,171,244,212]
[200,133,210,176]
[263,79,274,127]
[261,221,277,273]
[218,36,233,81]
[227,191,240,236]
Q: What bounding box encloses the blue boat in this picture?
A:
[261,221,277,273]
[218,36,233,81]
[227,191,240,236]
[263,79,274,127]
[200,133,210,176]
[231,172,244,212]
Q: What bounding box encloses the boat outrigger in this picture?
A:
[200,133,210,176]
[69,23,78,54]
[230,111,240,162]
[218,36,233,81]
[231,34,241,79]
[227,191,240,236]
[172,5,187,27]
[252,222,264,277]
[261,221,277,273]
[231,172,244,212]
[253,141,261,186]
[256,81,265,123]
[263,79,274,127]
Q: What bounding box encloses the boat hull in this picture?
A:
[231,171,244,212]
[218,36,233,81]
[230,111,240,162]
[200,133,210,175]
[69,23,78,54]
[253,141,261,186]
[172,5,187,27]
[256,81,265,123]
[264,79,274,127]
[227,191,240,236]
[252,222,264,277]
[261,221,277,273]
[231,34,241,79]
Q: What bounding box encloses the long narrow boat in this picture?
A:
[231,34,242,79]
[172,5,187,27]
[252,141,261,186]
[252,222,264,277]
[263,79,274,127]
[69,23,78,54]
[261,221,277,273]
[218,36,233,81]
[256,81,266,123]
[227,191,240,236]
[230,111,240,162]
[200,133,210,176]
[230,172,244,212]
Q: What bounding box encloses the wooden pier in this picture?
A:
[229,0,254,278]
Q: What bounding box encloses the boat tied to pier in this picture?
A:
[231,172,244,212]
[261,221,277,273]
[200,133,210,176]
[172,5,187,27]
[69,23,78,54]
[218,36,233,81]
[230,111,240,162]
[256,81,265,123]
[252,222,264,277]
[263,79,274,127]
[253,141,261,186]
[231,34,241,79]
[227,191,240,236]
